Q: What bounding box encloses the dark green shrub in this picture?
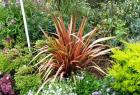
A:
[109,43,140,94]
[0,5,25,46]
[130,18,140,41]
[75,72,101,95]
[74,72,116,95]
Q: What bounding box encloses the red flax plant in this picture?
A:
[31,15,114,83]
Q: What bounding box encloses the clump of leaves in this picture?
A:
[15,65,34,75]
[34,40,47,49]
[109,43,140,94]
[0,4,26,46]
[2,36,14,48]
[14,74,41,95]
[0,47,32,73]
[31,15,114,82]
[75,71,118,95]
[75,72,101,95]
[0,52,11,73]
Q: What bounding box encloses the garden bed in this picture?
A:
[0,0,140,95]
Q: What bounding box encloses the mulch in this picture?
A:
[86,55,113,78]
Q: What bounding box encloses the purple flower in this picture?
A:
[5,37,12,43]
[0,74,15,95]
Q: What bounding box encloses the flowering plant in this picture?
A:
[0,74,15,95]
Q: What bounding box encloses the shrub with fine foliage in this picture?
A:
[109,43,140,94]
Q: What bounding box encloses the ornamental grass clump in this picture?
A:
[31,16,114,82]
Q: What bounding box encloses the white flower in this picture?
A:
[86,81,89,83]
[27,90,34,95]
[76,75,84,80]
[48,84,52,89]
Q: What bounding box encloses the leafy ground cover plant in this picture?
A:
[0,46,32,74]
[0,45,41,95]
[109,42,140,94]
[75,72,101,95]
[74,72,115,95]
[25,71,115,95]
[14,74,41,95]
[41,79,76,95]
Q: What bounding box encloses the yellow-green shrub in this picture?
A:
[109,43,140,94]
